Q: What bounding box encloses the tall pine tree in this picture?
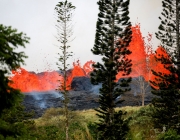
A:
[150,0,180,132]
[54,1,75,140]
[91,0,132,139]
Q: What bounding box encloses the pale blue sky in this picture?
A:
[0,0,162,72]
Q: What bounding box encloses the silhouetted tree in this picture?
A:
[0,24,29,115]
[91,0,132,139]
[155,0,180,65]
[150,0,180,132]
[54,1,75,140]
[0,24,35,139]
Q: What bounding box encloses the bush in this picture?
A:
[41,108,63,120]
[158,129,180,140]
[126,105,155,139]
[88,122,98,139]
[0,102,37,139]
[35,108,95,140]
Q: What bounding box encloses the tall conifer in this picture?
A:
[150,0,180,132]
[54,1,75,139]
[91,0,132,139]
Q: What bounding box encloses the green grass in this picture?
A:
[33,106,163,140]
[126,105,156,140]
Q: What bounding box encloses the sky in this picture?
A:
[0,0,162,72]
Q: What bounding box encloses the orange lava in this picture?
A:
[10,24,172,93]
[83,60,95,76]
[72,60,86,78]
[116,24,147,80]
[65,60,86,89]
[149,46,172,89]
[10,68,62,92]
[10,60,92,93]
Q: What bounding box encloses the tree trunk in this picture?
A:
[65,101,69,140]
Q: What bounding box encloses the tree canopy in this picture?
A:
[0,24,30,115]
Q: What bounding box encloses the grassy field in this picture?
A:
[32,105,165,140]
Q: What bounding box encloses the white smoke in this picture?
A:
[26,90,62,109]
[90,84,102,94]
[39,101,46,109]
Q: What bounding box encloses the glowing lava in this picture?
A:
[116,24,148,80]
[10,24,171,93]
[83,60,95,76]
[10,60,95,93]
[10,68,62,92]
[149,46,172,89]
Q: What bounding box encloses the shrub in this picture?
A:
[158,129,180,140]
[126,105,155,139]
[87,122,98,139]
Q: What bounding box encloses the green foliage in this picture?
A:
[158,129,180,140]
[0,24,30,115]
[35,126,63,140]
[150,0,180,133]
[0,24,35,139]
[39,108,74,127]
[151,84,180,131]
[10,106,169,140]
[35,108,95,140]
[1,102,34,124]
[150,53,180,132]
[97,110,130,140]
[41,107,63,120]
[126,105,155,140]
[33,106,163,140]
[0,102,37,139]
[0,72,23,115]
[91,0,132,139]
[87,122,98,140]
[0,24,29,71]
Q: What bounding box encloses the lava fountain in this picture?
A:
[10,24,170,93]
[10,60,95,93]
